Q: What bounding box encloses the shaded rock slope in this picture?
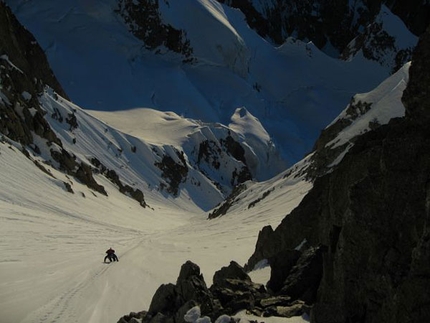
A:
[246,26,430,322]
[0,2,154,203]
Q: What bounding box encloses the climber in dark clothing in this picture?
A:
[104,247,119,262]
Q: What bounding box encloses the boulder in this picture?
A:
[211,261,267,315]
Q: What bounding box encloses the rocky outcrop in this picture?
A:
[115,0,193,62]
[118,260,314,323]
[210,261,268,315]
[90,157,148,207]
[305,97,373,179]
[196,135,252,188]
[154,148,189,197]
[208,184,247,219]
[118,261,217,323]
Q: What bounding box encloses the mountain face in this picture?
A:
[0,2,108,196]
[6,0,415,166]
[245,26,430,323]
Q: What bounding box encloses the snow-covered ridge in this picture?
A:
[305,62,410,178]
[326,62,409,149]
[36,86,285,211]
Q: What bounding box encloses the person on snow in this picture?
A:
[104,247,119,262]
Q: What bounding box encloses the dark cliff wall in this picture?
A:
[402,25,430,122]
[218,0,430,57]
[312,119,430,323]
[0,2,66,146]
[247,25,430,323]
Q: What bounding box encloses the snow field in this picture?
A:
[0,138,311,323]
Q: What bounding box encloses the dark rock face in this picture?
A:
[388,0,430,36]
[311,119,430,323]
[266,249,301,294]
[0,2,68,100]
[247,119,430,323]
[0,2,65,146]
[219,0,428,68]
[154,149,188,197]
[279,246,325,305]
[115,0,193,62]
[246,30,430,323]
[218,0,358,51]
[402,25,430,122]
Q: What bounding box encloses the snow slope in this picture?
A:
[0,132,311,323]
[5,0,401,164]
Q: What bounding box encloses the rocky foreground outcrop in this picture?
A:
[118,260,312,323]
